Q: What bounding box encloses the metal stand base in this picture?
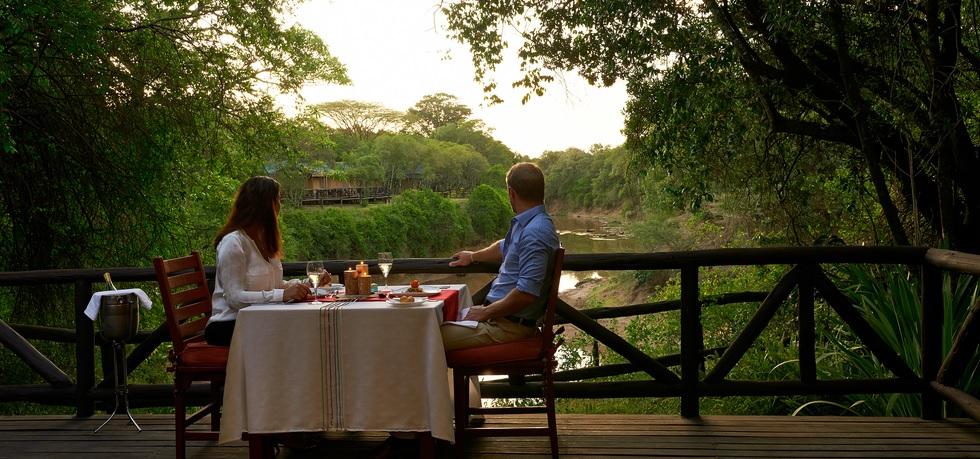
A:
[94,341,142,433]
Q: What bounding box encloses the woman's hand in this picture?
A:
[284,283,310,302]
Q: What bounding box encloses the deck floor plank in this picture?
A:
[0,414,977,458]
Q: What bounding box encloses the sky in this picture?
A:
[280,0,628,158]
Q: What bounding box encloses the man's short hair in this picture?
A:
[506,162,545,202]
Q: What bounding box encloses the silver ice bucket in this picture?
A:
[99,294,140,342]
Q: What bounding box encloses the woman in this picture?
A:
[205,176,311,346]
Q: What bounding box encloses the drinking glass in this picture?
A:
[307,261,324,305]
[377,252,393,287]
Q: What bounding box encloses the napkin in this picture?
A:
[84,288,153,321]
[443,307,479,329]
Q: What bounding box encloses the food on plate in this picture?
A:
[407,279,422,292]
[398,295,414,303]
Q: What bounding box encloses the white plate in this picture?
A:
[386,296,426,305]
[383,286,441,297]
[314,284,344,296]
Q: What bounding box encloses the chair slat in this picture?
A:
[175,300,212,323]
[162,255,200,274]
[168,271,207,290]
[178,317,207,340]
[170,286,210,309]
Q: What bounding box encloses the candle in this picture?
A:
[357,273,372,296]
[344,267,359,295]
[356,260,369,276]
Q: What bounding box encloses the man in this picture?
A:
[443,161,561,349]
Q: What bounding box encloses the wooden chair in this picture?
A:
[153,252,229,459]
[446,247,565,458]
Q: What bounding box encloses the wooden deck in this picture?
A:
[1,414,979,458]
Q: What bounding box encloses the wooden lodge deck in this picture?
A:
[1,413,979,458]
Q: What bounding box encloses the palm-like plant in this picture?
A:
[812,265,978,417]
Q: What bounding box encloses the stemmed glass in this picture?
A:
[306,261,325,305]
[377,252,393,287]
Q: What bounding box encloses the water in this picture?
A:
[551,214,642,292]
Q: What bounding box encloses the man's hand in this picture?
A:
[449,251,474,267]
[463,305,492,322]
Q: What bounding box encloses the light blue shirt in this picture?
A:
[485,205,560,321]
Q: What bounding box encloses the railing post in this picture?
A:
[798,264,816,383]
[74,280,94,417]
[921,265,943,420]
[680,265,701,418]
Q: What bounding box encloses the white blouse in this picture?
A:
[208,230,299,323]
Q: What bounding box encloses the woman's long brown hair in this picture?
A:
[214,176,283,259]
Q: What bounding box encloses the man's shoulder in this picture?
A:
[523,215,559,244]
[528,210,556,229]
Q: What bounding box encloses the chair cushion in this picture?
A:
[177,341,229,368]
[446,337,544,367]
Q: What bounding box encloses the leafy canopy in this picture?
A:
[442,0,980,252]
[0,0,347,315]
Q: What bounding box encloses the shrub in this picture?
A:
[281,189,473,260]
[465,185,512,241]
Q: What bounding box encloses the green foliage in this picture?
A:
[404,93,474,136]
[282,189,500,260]
[481,164,508,189]
[309,100,404,140]
[465,185,512,241]
[0,0,347,318]
[815,266,980,416]
[432,121,516,166]
[537,145,642,212]
[365,134,490,195]
[442,0,980,252]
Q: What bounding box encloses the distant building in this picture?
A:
[303,163,389,206]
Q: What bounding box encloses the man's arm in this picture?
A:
[449,239,503,267]
[463,288,537,322]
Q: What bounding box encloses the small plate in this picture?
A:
[386,296,426,305]
[314,284,344,296]
[382,286,441,297]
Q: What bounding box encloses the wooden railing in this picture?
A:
[0,247,978,421]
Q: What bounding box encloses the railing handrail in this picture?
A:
[4,245,968,286]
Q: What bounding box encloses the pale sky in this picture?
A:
[281,0,628,157]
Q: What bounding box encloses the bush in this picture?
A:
[465,185,512,241]
[281,189,474,260]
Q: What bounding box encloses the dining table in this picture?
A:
[218,284,473,449]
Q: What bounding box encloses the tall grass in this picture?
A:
[812,265,979,417]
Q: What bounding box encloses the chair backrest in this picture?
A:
[153,251,213,355]
[538,247,566,359]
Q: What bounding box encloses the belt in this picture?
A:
[504,315,538,328]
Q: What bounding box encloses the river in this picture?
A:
[551,214,641,293]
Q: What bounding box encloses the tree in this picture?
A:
[405,93,474,135]
[309,100,404,140]
[433,120,517,166]
[0,0,348,315]
[442,0,980,253]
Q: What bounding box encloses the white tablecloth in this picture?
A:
[219,284,473,444]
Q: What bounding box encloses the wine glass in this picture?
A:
[306,261,324,305]
[377,252,393,287]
